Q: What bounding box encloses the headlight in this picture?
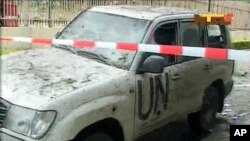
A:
[3,105,56,139]
[30,111,57,138]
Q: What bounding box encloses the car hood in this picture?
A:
[1,48,124,108]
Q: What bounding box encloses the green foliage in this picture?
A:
[232,40,250,50]
[0,50,16,55]
[238,0,250,3]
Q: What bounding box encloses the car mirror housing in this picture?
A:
[138,55,165,74]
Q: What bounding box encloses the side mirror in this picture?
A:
[55,31,61,38]
[138,55,165,74]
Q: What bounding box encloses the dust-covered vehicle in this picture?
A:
[0,6,234,141]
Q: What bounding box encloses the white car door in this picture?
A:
[134,21,182,136]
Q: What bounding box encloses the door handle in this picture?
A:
[204,64,212,70]
[171,74,181,81]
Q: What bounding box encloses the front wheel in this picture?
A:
[188,86,220,134]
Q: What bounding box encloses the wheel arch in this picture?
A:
[210,79,225,112]
[73,118,124,141]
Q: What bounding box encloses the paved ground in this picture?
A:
[137,60,250,141]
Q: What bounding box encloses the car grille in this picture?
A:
[0,102,8,127]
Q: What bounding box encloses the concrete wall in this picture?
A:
[1,27,250,50]
[230,30,250,41]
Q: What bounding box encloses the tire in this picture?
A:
[188,86,220,134]
[75,131,114,141]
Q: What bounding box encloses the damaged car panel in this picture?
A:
[1,48,125,108]
[1,47,136,141]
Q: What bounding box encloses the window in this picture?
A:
[177,21,204,63]
[57,11,150,69]
[181,22,203,47]
[145,22,178,67]
[149,23,178,45]
[207,25,227,48]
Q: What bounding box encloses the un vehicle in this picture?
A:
[0,6,234,141]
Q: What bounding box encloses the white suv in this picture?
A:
[1,6,234,141]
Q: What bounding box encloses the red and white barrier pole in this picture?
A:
[1,37,249,61]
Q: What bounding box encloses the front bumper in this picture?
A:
[0,132,24,141]
[0,128,39,141]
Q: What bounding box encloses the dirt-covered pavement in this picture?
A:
[137,59,250,141]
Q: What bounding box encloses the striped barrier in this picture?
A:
[1,37,249,61]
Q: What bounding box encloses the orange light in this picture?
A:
[194,13,233,25]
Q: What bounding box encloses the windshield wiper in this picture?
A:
[77,51,112,66]
[53,44,78,55]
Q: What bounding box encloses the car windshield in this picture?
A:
[56,11,150,69]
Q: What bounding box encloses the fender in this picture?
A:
[43,95,134,141]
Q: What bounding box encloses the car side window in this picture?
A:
[181,22,203,47]
[150,22,178,45]
[145,22,178,67]
[177,21,204,63]
[207,25,227,48]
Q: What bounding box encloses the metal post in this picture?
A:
[23,0,30,26]
[248,11,250,30]
[48,0,52,27]
[208,0,211,12]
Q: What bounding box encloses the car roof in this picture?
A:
[89,5,203,20]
